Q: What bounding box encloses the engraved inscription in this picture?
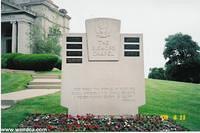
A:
[72,87,135,102]
[86,18,120,60]
[96,20,110,38]
[91,20,116,57]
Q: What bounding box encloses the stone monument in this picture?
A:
[61,18,145,115]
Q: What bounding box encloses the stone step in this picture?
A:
[33,74,60,76]
[32,75,60,79]
[29,79,61,85]
[1,100,16,106]
[1,105,11,110]
[27,85,61,89]
[29,82,61,85]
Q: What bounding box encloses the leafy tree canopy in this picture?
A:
[163,33,200,65]
[30,25,62,56]
[148,67,166,80]
[163,33,200,83]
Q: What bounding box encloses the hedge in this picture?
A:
[1,53,22,69]
[55,58,62,70]
[1,53,59,71]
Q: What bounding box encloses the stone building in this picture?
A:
[1,0,70,54]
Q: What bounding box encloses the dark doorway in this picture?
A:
[1,22,12,53]
[6,39,12,53]
[1,22,12,37]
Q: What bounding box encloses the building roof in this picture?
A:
[1,0,71,20]
[1,0,36,17]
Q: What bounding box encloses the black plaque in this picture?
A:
[124,44,139,50]
[124,37,140,43]
[67,44,82,49]
[67,51,82,56]
[67,37,82,42]
[66,58,82,63]
[124,51,140,57]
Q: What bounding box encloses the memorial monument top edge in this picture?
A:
[85,17,121,23]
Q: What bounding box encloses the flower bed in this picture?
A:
[19,114,187,132]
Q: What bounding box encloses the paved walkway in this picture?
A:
[1,72,61,109]
[1,69,36,74]
[1,89,60,109]
[2,89,60,101]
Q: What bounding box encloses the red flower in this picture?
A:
[67,124,72,129]
[95,125,99,129]
[73,121,78,125]
[89,125,94,129]
[47,125,55,130]
[80,115,85,120]
[33,125,40,128]
[77,115,81,119]
[66,114,73,119]
[76,124,81,128]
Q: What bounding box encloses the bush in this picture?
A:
[30,25,61,56]
[12,54,59,71]
[55,58,62,70]
[148,67,166,80]
[1,53,22,68]
[1,53,59,71]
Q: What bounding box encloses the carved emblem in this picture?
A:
[95,20,110,38]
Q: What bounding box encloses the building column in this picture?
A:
[18,21,31,54]
[11,21,17,53]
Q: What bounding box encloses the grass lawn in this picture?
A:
[1,92,67,128]
[139,79,200,131]
[1,79,200,130]
[1,72,32,94]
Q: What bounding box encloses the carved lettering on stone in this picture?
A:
[86,18,120,61]
[71,87,135,102]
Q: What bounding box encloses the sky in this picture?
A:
[54,0,200,77]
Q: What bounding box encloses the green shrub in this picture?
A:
[1,53,22,68]
[55,58,62,70]
[148,67,166,80]
[12,54,59,71]
[1,54,9,68]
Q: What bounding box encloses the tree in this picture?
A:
[30,25,62,56]
[148,67,166,80]
[163,33,200,83]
